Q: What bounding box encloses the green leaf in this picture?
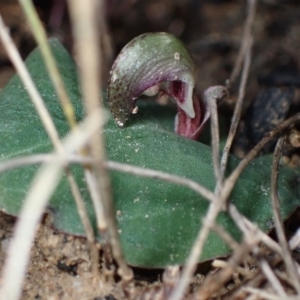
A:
[0,40,299,268]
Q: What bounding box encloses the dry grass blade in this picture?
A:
[66,0,133,283]
[259,258,287,298]
[169,1,300,296]
[229,244,299,300]
[271,136,300,293]
[0,154,92,173]
[168,202,215,300]
[18,0,77,129]
[168,12,254,298]
[275,270,296,288]
[0,13,99,278]
[220,38,252,178]
[0,110,103,300]
[0,15,61,148]
[204,86,228,186]
[221,112,300,203]
[0,155,217,204]
[106,161,216,203]
[242,287,288,300]
[206,87,221,182]
[169,35,253,300]
[0,162,63,300]
[210,223,240,250]
[227,0,257,88]
[212,259,252,278]
[228,204,283,256]
[196,231,260,300]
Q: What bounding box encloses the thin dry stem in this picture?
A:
[0,110,103,300]
[204,85,229,183]
[18,0,77,129]
[169,2,297,295]
[66,0,133,282]
[211,223,240,250]
[0,163,63,300]
[271,136,300,293]
[169,44,251,298]
[170,28,253,300]
[0,14,99,278]
[242,287,287,300]
[229,248,298,300]
[167,87,228,300]
[221,112,300,205]
[228,204,283,256]
[220,38,252,178]
[66,174,100,277]
[0,155,216,206]
[259,259,287,299]
[0,15,61,149]
[212,259,252,278]
[106,161,216,203]
[205,87,221,183]
[196,232,260,300]
[168,93,300,300]
[83,169,108,231]
[169,205,215,300]
[107,111,300,300]
[227,0,257,88]
[275,269,296,288]
[0,154,92,173]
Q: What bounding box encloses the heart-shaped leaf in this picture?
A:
[0,39,300,268]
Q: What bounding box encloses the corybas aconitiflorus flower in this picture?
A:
[107,32,227,140]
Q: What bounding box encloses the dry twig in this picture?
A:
[210,223,240,250]
[18,0,77,128]
[221,112,300,205]
[271,136,300,293]
[220,38,252,178]
[196,230,260,300]
[242,287,288,300]
[212,259,252,278]
[0,13,99,278]
[0,110,103,300]
[206,87,221,182]
[106,161,216,203]
[169,20,253,300]
[66,0,133,284]
[259,258,287,298]
[227,0,257,88]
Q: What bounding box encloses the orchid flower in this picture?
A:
[107,32,227,140]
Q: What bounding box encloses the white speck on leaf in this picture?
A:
[132,106,138,114]
[112,72,118,83]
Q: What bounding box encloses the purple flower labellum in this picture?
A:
[107,32,210,140]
